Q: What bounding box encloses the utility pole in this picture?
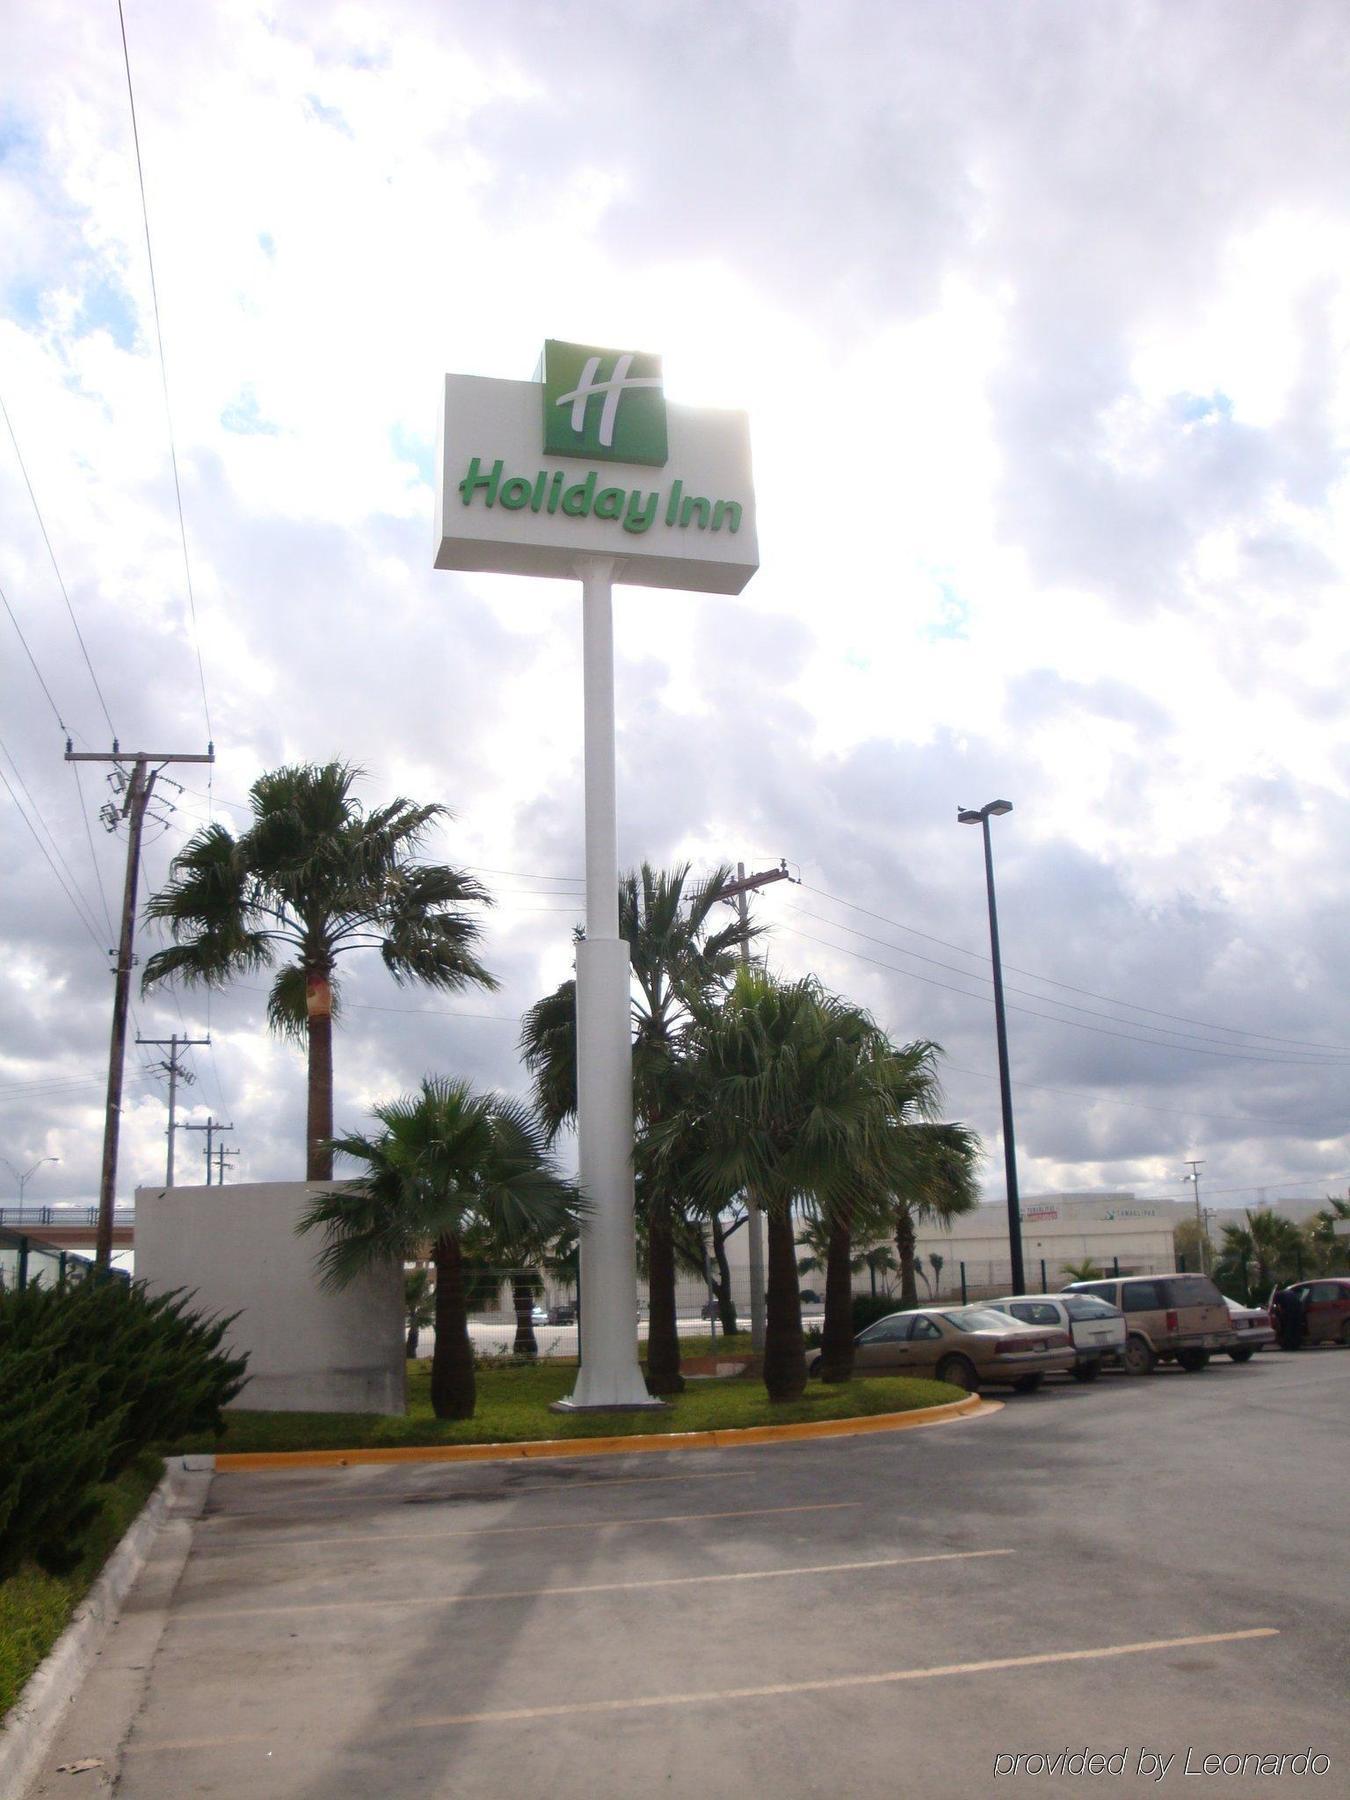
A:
[137,1033,209,1186]
[715,860,792,1352]
[1184,1160,1207,1273]
[66,742,214,1267]
[213,1142,240,1185]
[183,1117,233,1186]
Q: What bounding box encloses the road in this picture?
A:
[34,1349,1348,1799]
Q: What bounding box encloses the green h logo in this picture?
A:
[540,340,668,466]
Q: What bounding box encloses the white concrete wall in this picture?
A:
[134,1181,405,1415]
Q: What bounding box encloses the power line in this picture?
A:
[784,900,1350,1065]
[777,921,1350,1069]
[115,0,212,744]
[0,735,109,944]
[71,760,120,942]
[463,864,585,885]
[0,394,118,738]
[0,578,74,736]
[800,881,1350,1056]
[230,982,520,1023]
[939,1059,1339,1133]
[137,838,232,1122]
[0,764,108,952]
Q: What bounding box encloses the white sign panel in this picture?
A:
[435,343,758,594]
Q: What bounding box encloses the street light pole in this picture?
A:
[3,1156,60,1229]
[958,800,1024,1294]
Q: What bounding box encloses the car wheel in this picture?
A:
[1341,1320,1350,1347]
[1012,1373,1043,1394]
[1227,1346,1255,1363]
[1071,1358,1103,1382]
[1176,1349,1210,1372]
[1122,1334,1156,1376]
[936,1354,978,1393]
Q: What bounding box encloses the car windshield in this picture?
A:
[1062,1296,1121,1321]
[942,1307,1020,1333]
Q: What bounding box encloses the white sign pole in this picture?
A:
[556,557,661,1409]
[436,344,758,1410]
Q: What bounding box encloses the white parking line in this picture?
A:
[192,1499,860,1553]
[124,1627,1278,1753]
[202,1465,753,1520]
[408,1628,1280,1728]
[176,1548,1014,1621]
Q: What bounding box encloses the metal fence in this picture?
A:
[922,1255,1178,1304]
[0,1226,117,1293]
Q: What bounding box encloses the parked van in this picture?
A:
[1061,1273,1236,1374]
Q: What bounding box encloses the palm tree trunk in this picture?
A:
[646,1208,684,1395]
[305,980,334,1181]
[894,1201,919,1308]
[819,1203,856,1383]
[711,1213,738,1335]
[406,1323,419,1358]
[512,1274,538,1359]
[763,1206,807,1401]
[431,1232,476,1420]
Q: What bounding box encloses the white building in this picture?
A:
[714,1190,1179,1305]
[913,1192,1177,1296]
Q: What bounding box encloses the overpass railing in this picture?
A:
[0,1205,136,1229]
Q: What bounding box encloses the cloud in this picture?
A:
[2,0,1349,1233]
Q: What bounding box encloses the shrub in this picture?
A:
[0,1279,249,1575]
[850,1294,901,1334]
[0,1354,122,1577]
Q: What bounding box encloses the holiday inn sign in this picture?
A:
[435,340,758,594]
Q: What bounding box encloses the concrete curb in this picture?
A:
[0,1459,203,1800]
[213,1392,994,1472]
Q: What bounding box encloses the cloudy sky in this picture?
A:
[3,0,1349,1233]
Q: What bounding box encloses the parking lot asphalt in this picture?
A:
[36,1350,1348,1799]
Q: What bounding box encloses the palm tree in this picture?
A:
[813,1037,973,1384]
[297,1079,581,1419]
[1214,1209,1305,1303]
[143,762,496,1178]
[1309,1197,1350,1274]
[658,970,902,1402]
[862,1244,899,1299]
[1060,1257,1102,1283]
[928,1251,945,1297]
[796,1214,861,1282]
[404,1265,435,1358]
[891,1122,980,1307]
[520,862,755,1395]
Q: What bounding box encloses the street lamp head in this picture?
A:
[958,800,1013,823]
[956,808,983,824]
[987,799,1013,817]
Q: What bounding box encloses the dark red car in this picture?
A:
[1271,1277,1350,1347]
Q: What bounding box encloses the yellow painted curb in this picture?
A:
[213,1393,994,1472]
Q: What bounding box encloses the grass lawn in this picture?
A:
[161,1358,963,1457]
[0,1451,163,1723]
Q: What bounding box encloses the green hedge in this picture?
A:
[0,1280,248,1577]
[850,1293,903,1333]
